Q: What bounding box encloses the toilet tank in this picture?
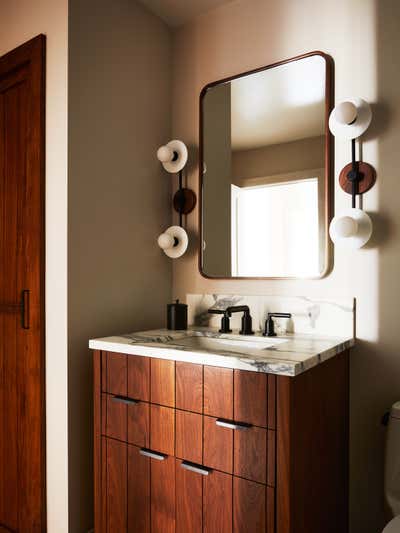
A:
[385,401,400,517]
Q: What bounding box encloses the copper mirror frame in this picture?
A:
[198,51,334,280]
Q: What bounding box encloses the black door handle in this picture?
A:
[0,290,30,329]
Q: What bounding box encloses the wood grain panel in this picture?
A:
[128,444,150,533]
[106,438,127,533]
[176,410,202,464]
[94,351,102,533]
[268,374,277,430]
[267,486,275,533]
[103,393,127,441]
[127,401,149,448]
[0,36,46,531]
[233,477,265,532]
[150,404,175,456]
[203,470,232,533]
[267,430,276,487]
[204,366,233,419]
[277,351,349,533]
[176,361,203,413]
[203,416,233,473]
[176,459,202,533]
[151,358,175,407]
[128,355,150,401]
[151,454,175,533]
[106,352,127,396]
[234,370,267,427]
[234,425,267,484]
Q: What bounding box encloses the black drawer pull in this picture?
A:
[112,395,139,405]
[181,460,211,476]
[139,448,167,461]
[216,418,251,430]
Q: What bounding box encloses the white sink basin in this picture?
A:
[168,334,287,354]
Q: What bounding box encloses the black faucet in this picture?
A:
[208,308,232,333]
[225,305,254,336]
[263,312,292,337]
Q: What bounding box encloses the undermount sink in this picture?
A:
[167,334,287,354]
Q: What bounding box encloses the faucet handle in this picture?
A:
[208,308,232,334]
[263,313,292,337]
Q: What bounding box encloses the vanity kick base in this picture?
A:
[93,349,349,533]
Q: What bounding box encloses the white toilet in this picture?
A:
[383,401,400,532]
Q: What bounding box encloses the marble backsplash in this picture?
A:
[187,294,355,338]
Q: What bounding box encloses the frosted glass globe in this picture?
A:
[157,145,173,163]
[335,101,358,125]
[157,232,174,250]
[334,216,358,238]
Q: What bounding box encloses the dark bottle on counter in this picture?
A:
[167,299,188,330]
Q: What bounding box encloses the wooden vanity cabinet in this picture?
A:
[94,350,349,533]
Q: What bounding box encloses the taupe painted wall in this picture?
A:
[68,0,172,529]
[0,1,69,531]
[171,1,400,531]
[232,135,325,181]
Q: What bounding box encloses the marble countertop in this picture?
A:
[89,327,354,377]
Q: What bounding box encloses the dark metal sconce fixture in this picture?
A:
[328,98,376,248]
[156,140,196,258]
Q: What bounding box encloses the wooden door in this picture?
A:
[0,36,45,532]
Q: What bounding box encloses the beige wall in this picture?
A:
[68,0,172,529]
[172,0,400,531]
[232,135,325,181]
[0,1,69,531]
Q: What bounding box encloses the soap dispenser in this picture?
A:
[167,299,188,330]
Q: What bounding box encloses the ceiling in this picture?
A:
[138,0,233,27]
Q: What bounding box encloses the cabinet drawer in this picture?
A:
[150,404,175,456]
[204,366,233,419]
[233,477,270,533]
[128,354,150,401]
[128,400,149,448]
[234,370,268,427]
[203,469,233,533]
[151,454,176,533]
[176,410,202,464]
[204,366,274,429]
[102,352,127,396]
[102,393,127,441]
[151,358,175,407]
[176,362,203,413]
[203,416,275,485]
[176,459,203,533]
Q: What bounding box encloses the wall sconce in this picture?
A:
[328,98,376,248]
[156,140,196,258]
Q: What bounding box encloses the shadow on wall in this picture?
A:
[351,1,400,532]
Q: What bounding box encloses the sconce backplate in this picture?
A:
[339,161,376,195]
[173,188,197,215]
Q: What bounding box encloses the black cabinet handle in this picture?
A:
[139,448,167,461]
[112,395,139,405]
[215,418,251,430]
[181,460,211,476]
[0,289,30,329]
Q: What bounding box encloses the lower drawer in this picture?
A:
[101,393,175,455]
[176,458,275,533]
[203,416,275,486]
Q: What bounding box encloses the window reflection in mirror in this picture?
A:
[200,53,332,278]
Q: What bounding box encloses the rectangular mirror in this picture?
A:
[199,52,333,279]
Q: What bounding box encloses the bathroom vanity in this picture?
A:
[91,329,353,533]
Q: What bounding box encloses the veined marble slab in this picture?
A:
[89,327,354,377]
[187,294,355,338]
